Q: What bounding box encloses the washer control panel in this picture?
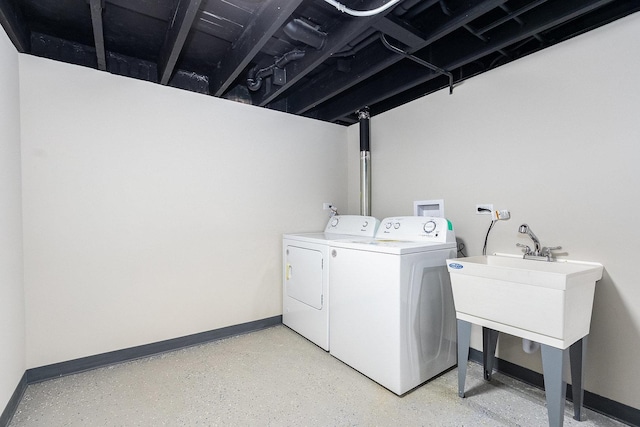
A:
[324,215,380,236]
[376,216,455,243]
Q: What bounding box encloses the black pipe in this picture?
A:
[283,19,327,50]
[359,107,370,151]
[358,107,371,216]
[246,49,306,91]
[379,33,454,94]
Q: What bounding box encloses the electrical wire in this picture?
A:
[323,0,403,17]
[482,220,496,256]
[457,242,467,257]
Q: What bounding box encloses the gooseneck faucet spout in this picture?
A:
[516,224,561,261]
[518,224,541,256]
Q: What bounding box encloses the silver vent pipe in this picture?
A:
[358,107,371,216]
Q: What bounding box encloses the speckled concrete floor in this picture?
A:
[9,325,625,427]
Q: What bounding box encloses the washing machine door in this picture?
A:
[285,245,324,309]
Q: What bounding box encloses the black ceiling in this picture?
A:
[1,0,638,125]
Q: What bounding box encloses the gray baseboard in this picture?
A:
[0,373,26,427]
[26,315,281,383]
[1,315,281,427]
[469,348,639,426]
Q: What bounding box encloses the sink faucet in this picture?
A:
[517,224,561,261]
[518,224,540,255]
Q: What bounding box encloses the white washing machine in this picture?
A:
[283,215,380,350]
[329,216,457,395]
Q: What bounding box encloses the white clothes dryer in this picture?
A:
[329,216,457,395]
[283,215,380,350]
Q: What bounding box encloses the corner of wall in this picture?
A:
[0,26,27,420]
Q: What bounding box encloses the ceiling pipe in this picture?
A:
[380,33,454,94]
[358,107,371,216]
[283,19,327,50]
[323,0,403,17]
[246,49,306,91]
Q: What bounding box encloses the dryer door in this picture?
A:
[285,245,324,309]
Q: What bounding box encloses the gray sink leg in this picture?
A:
[457,319,472,398]
[570,337,587,421]
[482,327,499,380]
[541,344,568,427]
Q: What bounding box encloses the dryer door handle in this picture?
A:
[286,263,292,280]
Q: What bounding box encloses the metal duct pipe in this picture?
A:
[283,19,327,50]
[358,107,371,216]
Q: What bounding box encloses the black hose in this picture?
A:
[247,49,306,91]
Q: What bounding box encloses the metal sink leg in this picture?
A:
[570,338,587,421]
[483,327,499,380]
[541,344,568,427]
[456,319,472,398]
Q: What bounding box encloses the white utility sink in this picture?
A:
[447,254,603,348]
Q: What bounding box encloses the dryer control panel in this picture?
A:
[324,215,380,236]
[376,216,455,243]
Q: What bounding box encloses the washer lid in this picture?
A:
[329,239,457,255]
[284,215,381,243]
[283,232,374,245]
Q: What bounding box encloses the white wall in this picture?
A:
[19,55,347,368]
[8,8,640,415]
[0,29,25,410]
[348,13,640,409]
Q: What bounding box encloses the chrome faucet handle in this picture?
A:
[516,243,532,254]
[541,246,561,255]
[540,246,562,260]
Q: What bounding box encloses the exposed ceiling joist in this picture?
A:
[391,0,437,17]
[88,0,106,71]
[107,0,172,21]
[158,0,204,86]
[314,0,618,123]
[399,0,441,19]
[0,0,30,52]
[372,16,425,48]
[449,0,617,68]
[3,0,637,125]
[211,0,304,97]
[412,0,509,55]
[476,0,548,35]
[286,0,507,115]
[254,0,398,107]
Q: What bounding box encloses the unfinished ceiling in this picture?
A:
[1,0,638,125]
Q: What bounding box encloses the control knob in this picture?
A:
[423,220,437,233]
